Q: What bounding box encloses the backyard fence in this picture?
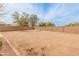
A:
[0,26,32,32]
[0,25,79,34]
[36,26,79,34]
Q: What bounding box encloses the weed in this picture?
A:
[0,37,3,50]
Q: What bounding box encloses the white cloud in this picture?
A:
[44,4,70,21]
[43,4,60,21]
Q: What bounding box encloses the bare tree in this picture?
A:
[0,3,5,23]
[0,3,5,16]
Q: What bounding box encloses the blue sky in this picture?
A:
[2,3,79,26]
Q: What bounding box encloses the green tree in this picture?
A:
[12,12,29,26]
[39,22,55,26]
[46,22,55,26]
[19,12,29,26]
[39,22,46,26]
[65,23,79,26]
[29,14,39,28]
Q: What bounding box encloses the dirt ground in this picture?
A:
[1,30,79,56]
[0,37,16,56]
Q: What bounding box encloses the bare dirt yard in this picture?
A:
[0,36,16,56]
[1,30,79,56]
